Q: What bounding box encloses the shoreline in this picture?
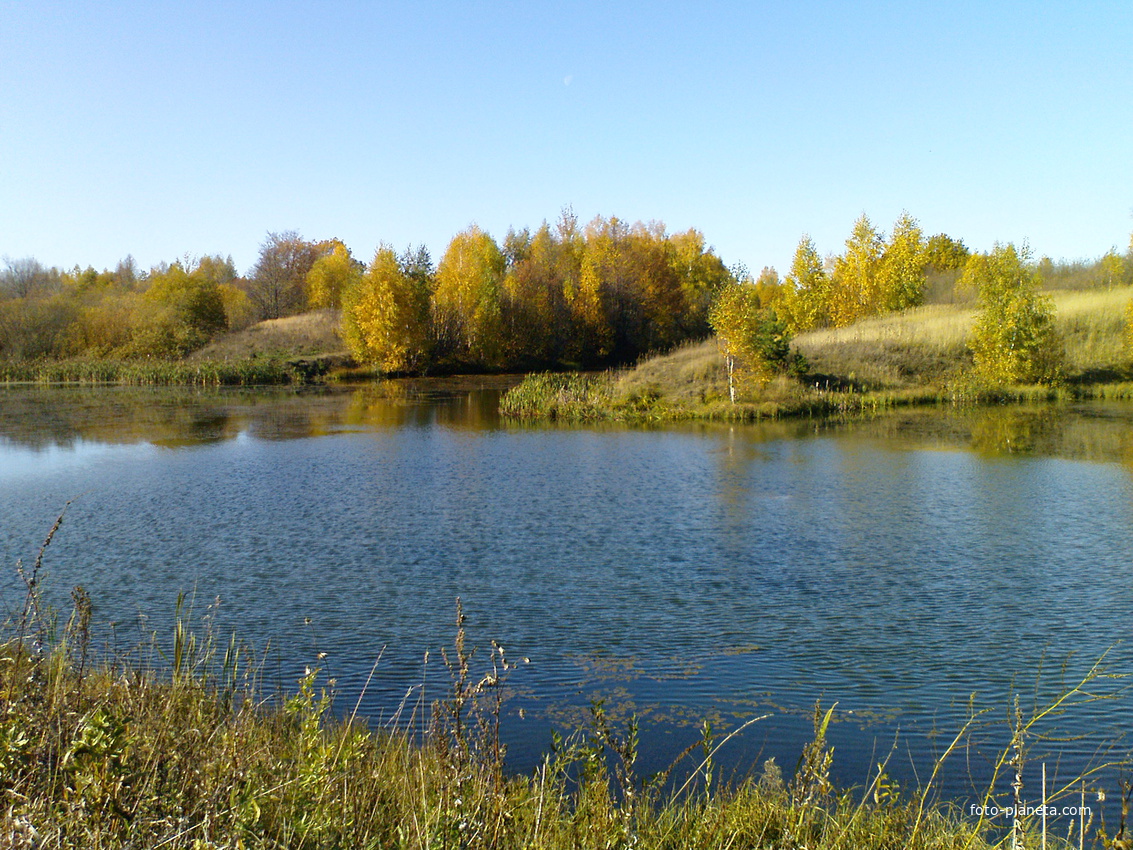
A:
[497,369,1133,425]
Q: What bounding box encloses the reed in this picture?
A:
[497,372,615,421]
[0,357,308,387]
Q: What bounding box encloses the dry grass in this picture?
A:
[502,285,1133,423]
[1049,287,1131,372]
[616,339,728,403]
[794,303,977,388]
[193,309,348,362]
[792,286,1133,388]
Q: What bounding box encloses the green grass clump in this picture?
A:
[498,372,615,421]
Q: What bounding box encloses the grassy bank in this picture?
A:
[0,311,354,387]
[2,543,1121,850]
[501,287,1133,423]
[0,613,1072,850]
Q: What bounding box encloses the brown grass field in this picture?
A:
[615,286,1133,401]
[192,308,348,362]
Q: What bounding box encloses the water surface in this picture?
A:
[2,384,1131,810]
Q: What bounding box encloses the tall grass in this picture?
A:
[795,303,977,388]
[794,287,1133,388]
[498,372,615,421]
[0,358,309,386]
[4,520,1126,848]
[1050,288,1131,373]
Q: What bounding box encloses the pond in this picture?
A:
[2,382,1132,814]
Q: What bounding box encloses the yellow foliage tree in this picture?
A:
[963,244,1063,385]
[879,212,926,311]
[830,214,884,327]
[709,284,794,403]
[306,241,361,309]
[781,236,830,332]
[218,283,255,331]
[342,246,430,373]
[433,226,505,365]
[570,246,614,361]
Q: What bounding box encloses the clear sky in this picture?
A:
[2,1,1131,278]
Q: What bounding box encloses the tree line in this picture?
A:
[2,211,1130,384]
[707,214,1132,395]
[0,213,735,371]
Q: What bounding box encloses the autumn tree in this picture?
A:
[1097,249,1126,288]
[668,228,732,337]
[122,260,227,357]
[570,231,615,362]
[248,231,323,320]
[577,216,688,361]
[623,222,686,353]
[829,214,884,327]
[709,282,796,403]
[918,233,971,303]
[191,254,238,288]
[306,240,362,309]
[781,236,830,332]
[342,246,430,372]
[502,222,570,364]
[1,257,57,298]
[0,294,77,359]
[924,234,970,272]
[878,212,927,311]
[963,243,1063,385]
[113,256,141,289]
[433,226,506,365]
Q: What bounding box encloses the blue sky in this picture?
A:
[2,1,1131,277]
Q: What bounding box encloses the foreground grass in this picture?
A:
[502,287,1133,423]
[0,623,1018,850]
[3,576,1122,849]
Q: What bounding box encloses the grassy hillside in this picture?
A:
[503,287,1133,422]
[0,311,354,386]
[795,286,1131,389]
[192,308,349,362]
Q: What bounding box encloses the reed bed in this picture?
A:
[0,358,307,387]
[497,372,615,421]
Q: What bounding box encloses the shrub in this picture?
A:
[963,244,1064,385]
